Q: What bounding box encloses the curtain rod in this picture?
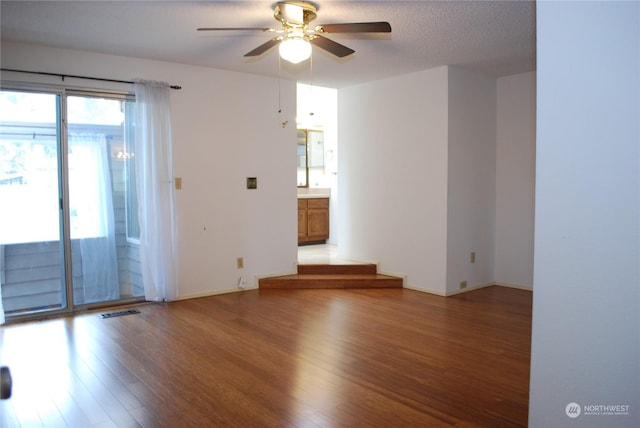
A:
[0,68,182,90]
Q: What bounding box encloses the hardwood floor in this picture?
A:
[0,286,532,427]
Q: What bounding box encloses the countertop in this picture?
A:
[297,188,331,199]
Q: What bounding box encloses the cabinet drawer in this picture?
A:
[307,198,329,209]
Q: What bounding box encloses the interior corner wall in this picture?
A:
[446,67,497,294]
[0,41,298,299]
[338,66,449,294]
[530,2,639,427]
[495,71,536,289]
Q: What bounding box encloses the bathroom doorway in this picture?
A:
[296,83,338,262]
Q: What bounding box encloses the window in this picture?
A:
[0,91,60,244]
[0,90,139,244]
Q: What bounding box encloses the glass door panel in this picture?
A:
[66,94,143,306]
[0,90,67,315]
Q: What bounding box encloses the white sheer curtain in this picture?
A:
[134,80,178,301]
[69,133,119,304]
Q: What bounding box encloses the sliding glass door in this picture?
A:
[0,91,66,314]
[0,88,144,319]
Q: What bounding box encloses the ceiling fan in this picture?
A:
[197,1,392,64]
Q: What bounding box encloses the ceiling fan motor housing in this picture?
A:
[274,1,318,27]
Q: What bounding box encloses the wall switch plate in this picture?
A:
[247,177,257,189]
[470,252,476,263]
[174,177,182,190]
[237,257,244,269]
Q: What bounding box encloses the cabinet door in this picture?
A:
[307,205,329,240]
[298,208,308,239]
[298,199,308,241]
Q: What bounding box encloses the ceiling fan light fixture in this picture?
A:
[199,1,391,62]
[279,36,311,64]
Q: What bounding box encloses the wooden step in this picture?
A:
[297,263,378,275]
[259,263,403,289]
[259,273,403,289]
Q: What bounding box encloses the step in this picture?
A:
[297,263,378,275]
[259,273,403,289]
[259,263,403,289]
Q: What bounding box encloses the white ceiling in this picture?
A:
[0,0,536,89]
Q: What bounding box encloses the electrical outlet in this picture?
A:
[237,257,244,269]
[460,280,467,289]
[237,277,246,289]
[470,252,476,263]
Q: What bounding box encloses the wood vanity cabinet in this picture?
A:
[298,198,329,245]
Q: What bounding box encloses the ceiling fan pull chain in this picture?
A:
[310,49,313,88]
[309,50,314,116]
[278,54,282,114]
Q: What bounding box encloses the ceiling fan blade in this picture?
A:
[309,35,355,58]
[197,27,271,32]
[244,37,281,57]
[316,22,392,33]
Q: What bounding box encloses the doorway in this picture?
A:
[296,83,338,263]
[0,88,144,320]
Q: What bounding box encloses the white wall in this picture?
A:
[446,67,497,294]
[530,2,639,427]
[338,67,449,294]
[495,72,536,289]
[338,65,507,295]
[1,41,299,299]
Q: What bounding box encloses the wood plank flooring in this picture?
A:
[0,286,532,427]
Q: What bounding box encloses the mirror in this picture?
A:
[297,129,324,187]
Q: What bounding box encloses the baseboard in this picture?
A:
[494,282,533,291]
[255,270,297,284]
[445,282,494,296]
[172,287,247,301]
[403,284,448,296]
[404,281,529,297]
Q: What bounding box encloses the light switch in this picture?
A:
[175,177,182,190]
[247,177,257,189]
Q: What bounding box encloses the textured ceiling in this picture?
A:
[0,0,536,88]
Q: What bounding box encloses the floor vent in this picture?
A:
[101,309,140,319]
